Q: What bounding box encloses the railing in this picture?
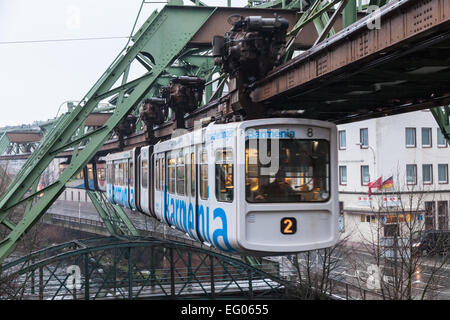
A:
[42,213,387,300]
[41,213,280,275]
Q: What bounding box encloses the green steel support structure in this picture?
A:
[0,0,418,266]
[0,133,10,156]
[87,191,139,237]
[431,106,450,144]
[0,5,216,263]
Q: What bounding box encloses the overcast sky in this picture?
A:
[0,0,246,128]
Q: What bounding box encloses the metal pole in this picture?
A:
[39,266,44,300]
[170,248,175,298]
[248,270,253,299]
[84,253,90,300]
[31,268,35,295]
[210,255,215,299]
[128,247,133,299]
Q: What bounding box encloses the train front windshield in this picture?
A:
[245,136,330,203]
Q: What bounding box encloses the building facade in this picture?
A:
[337,110,450,243]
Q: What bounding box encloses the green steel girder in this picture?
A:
[343,0,357,27]
[0,5,217,263]
[0,133,10,156]
[87,191,139,237]
[431,106,450,144]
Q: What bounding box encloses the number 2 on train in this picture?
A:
[281,217,297,234]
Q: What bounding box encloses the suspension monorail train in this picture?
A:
[103,118,339,254]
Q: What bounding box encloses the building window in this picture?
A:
[361,165,370,186]
[405,128,416,147]
[437,128,447,147]
[438,164,448,184]
[422,164,433,184]
[360,128,368,148]
[338,130,346,150]
[339,166,347,185]
[361,215,376,223]
[421,128,432,147]
[437,201,449,230]
[384,224,399,237]
[406,164,417,185]
[425,201,435,230]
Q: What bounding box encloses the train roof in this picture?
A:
[153,118,336,154]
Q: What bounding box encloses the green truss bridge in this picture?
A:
[1,236,292,300]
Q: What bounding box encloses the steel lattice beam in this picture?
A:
[0,5,217,263]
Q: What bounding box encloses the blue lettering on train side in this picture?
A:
[169,197,175,225]
[245,128,296,139]
[206,130,234,142]
[212,208,234,252]
[130,188,135,209]
[180,200,187,231]
[187,203,195,238]
[164,193,235,252]
[198,205,206,241]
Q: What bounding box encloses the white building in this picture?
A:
[337,110,450,243]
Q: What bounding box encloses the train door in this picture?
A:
[121,160,130,209]
[154,152,165,222]
[113,161,120,205]
[96,162,107,192]
[128,158,135,210]
[212,146,236,252]
[196,145,210,244]
[106,161,114,202]
[186,145,199,240]
[139,146,150,215]
[166,150,176,225]
[133,148,142,212]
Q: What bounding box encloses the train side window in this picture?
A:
[159,158,163,191]
[130,161,134,187]
[161,158,165,191]
[168,153,176,194]
[185,153,190,196]
[98,166,106,184]
[120,163,126,186]
[124,162,128,186]
[191,153,196,196]
[87,164,94,180]
[155,159,159,190]
[107,164,112,184]
[176,151,185,195]
[200,149,208,200]
[116,163,120,185]
[215,149,234,202]
[142,160,148,188]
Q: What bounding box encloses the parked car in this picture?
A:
[412,230,450,256]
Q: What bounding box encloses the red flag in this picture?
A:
[368,176,382,196]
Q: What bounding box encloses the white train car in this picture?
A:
[150,118,339,254]
[104,118,338,254]
[104,150,136,210]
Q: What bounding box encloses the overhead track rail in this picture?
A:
[250,0,450,123]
